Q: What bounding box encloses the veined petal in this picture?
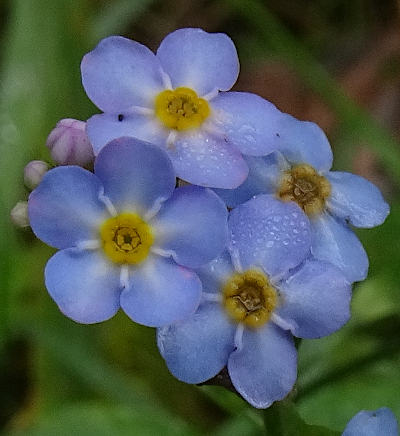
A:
[210,92,283,156]
[86,112,168,155]
[326,171,390,228]
[157,28,239,96]
[228,323,297,409]
[276,113,333,172]
[94,137,175,216]
[169,130,248,188]
[343,408,399,436]
[157,302,235,383]
[228,195,311,278]
[276,259,351,339]
[81,36,165,112]
[28,166,107,249]
[151,186,228,268]
[310,212,369,283]
[120,255,202,327]
[45,248,121,323]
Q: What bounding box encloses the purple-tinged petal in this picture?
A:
[310,212,369,283]
[87,112,168,155]
[81,36,165,112]
[276,259,351,339]
[210,92,283,156]
[343,408,398,436]
[170,130,248,188]
[94,137,175,216]
[157,28,239,96]
[214,153,286,208]
[28,166,107,249]
[228,195,311,278]
[228,323,297,409]
[157,302,235,383]
[276,113,333,172]
[45,248,121,324]
[151,186,228,268]
[121,255,202,327]
[326,171,390,228]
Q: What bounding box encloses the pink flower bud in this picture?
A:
[10,201,30,228]
[46,119,94,166]
[24,160,49,190]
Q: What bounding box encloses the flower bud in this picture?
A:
[46,119,94,166]
[24,160,49,190]
[10,201,30,228]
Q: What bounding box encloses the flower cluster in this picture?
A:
[18,28,389,410]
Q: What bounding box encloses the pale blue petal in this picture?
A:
[276,113,333,172]
[214,153,285,208]
[45,248,121,324]
[310,212,369,283]
[276,259,351,339]
[120,255,202,327]
[210,92,283,156]
[228,323,297,409]
[326,171,390,228]
[343,408,399,436]
[156,28,239,95]
[228,195,311,278]
[151,186,228,268]
[28,166,107,249]
[94,137,175,216]
[81,36,165,112]
[86,112,168,155]
[157,302,235,383]
[170,130,248,188]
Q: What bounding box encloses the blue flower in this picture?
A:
[81,28,284,189]
[157,195,351,408]
[342,408,398,436]
[215,114,390,283]
[28,137,228,327]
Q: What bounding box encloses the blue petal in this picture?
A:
[195,250,235,294]
[151,186,228,268]
[326,171,390,228]
[210,92,283,156]
[120,255,202,327]
[81,36,165,112]
[157,302,235,383]
[86,112,168,155]
[94,137,176,216]
[228,195,311,278]
[214,153,285,208]
[276,113,333,172]
[343,408,399,436]
[170,130,248,188]
[276,259,351,339]
[310,212,369,283]
[45,248,121,323]
[228,323,297,409]
[28,166,107,249]
[156,28,239,96]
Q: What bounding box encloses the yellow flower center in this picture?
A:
[277,164,331,215]
[100,213,154,264]
[154,87,210,131]
[222,270,278,328]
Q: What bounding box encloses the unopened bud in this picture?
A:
[24,160,49,190]
[46,118,94,166]
[10,201,30,228]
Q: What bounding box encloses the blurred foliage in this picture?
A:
[0,0,399,434]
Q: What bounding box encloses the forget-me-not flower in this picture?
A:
[28,137,228,327]
[81,28,284,188]
[158,195,351,408]
[342,407,398,436]
[215,114,390,283]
